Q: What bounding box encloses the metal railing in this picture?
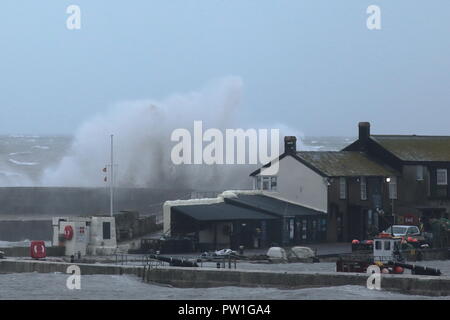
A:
[114,254,168,267]
[113,253,203,268]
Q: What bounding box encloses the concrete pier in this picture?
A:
[141,267,450,296]
[1,259,449,297]
[0,259,139,275]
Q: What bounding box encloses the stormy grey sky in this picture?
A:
[0,0,449,136]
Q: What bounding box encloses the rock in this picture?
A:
[291,246,315,259]
[287,247,318,263]
[266,247,287,262]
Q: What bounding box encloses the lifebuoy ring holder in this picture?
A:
[64,225,74,240]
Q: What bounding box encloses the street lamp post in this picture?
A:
[385,177,396,229]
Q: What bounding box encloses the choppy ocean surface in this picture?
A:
[0,273,446,300]
[0,135,354,187]
[0,135,72,186]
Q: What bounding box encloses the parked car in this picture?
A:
[383,225,428,247]
[384,225,420,237]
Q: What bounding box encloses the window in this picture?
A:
[102,222,111,240]
[262,177,270,190]
[437,169,448,186]
[302,219,307,240]
[386,226,407,235]
[339,177,347,199]
[416,165,424,181]
[388,177,397,200]
[270,177,277,191]
[375,240,381,250]
[289,219,294,240]
[360,177,367,200]
[384,241,391,251]
[255,177,261,190]
[407,227,420,235]
[257,176,277,191]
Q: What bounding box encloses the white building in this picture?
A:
[52,216,117,256]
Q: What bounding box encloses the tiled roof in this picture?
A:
[296,151,398,177]
[371,135,450,162]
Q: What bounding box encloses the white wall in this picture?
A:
[89,217,116,248]
[52,216,116,256]
[258,155,328,212]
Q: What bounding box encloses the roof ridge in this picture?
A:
[372,134,450,138]
[256,192,326,213]
[296,150,360,154]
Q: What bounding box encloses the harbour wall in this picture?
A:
[0,246,64,257]
[0,187,191,219]
[1,259,450,296]
[0,220,52,241]
[142,267,450,297]
[0,187,191,241]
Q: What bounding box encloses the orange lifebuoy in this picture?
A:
[64,225,74,240]
[30,241,46,259]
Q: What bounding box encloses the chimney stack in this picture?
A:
[284,136,297,153]
[358,122,370,142]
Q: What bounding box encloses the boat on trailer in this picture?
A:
[336,233,442,276]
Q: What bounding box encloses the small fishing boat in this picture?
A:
[336,233,441,276]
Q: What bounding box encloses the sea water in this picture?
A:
[0,273,447,300]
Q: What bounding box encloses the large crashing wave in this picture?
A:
[40,77,304,190]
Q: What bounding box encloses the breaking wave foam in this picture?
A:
[40,77,304,189]
[8,159,39,166]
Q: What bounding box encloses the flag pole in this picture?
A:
[110,134,114,217]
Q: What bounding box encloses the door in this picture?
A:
[369,177,382,209]
[348,206,364,240]
[336,212,344,242]
[294,219,302,244]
